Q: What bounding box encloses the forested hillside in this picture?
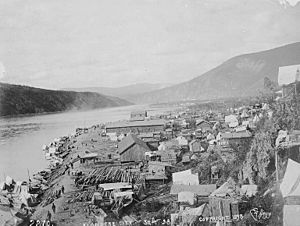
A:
[0,83,132,116]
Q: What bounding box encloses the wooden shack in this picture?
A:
[144,161,173,186]
[171,184,216,205]
[209,178,245,223]
[196,119,212,132]
[189,140,208,153]
[218,131,252,146]
[130,111,147,121]
[118,134,151,163]
[80,153,98,164]
[157,149,178,165]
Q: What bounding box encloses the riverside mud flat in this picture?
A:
[32,126,121,225]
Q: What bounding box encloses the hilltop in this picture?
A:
[127,42,300,103]
[0,83,132,116]
[64,83,172,99]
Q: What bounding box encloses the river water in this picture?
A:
[0,105,172,181]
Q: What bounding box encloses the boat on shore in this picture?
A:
[0,172,49,224]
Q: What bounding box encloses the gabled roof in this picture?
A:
[241,111,249,118]
[196,119,212,127]
[221,131,252,139]
[178,203,208,216]
[81,152,98,159]
[209,177,241,198]
[176,203,209,225]
[118,134,150,154]
[171,184,216,196]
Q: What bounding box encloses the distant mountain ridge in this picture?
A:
[64,83,172,99]
[127,42,300,104]
[0,83,131,116]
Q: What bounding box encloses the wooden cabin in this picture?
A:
[130,111,147,121]
[196,119,212,132]
[209,178,246,223]
[118,134,151,163]
[218,131,252,146]
[157,149,178,165]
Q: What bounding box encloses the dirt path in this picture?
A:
[32,127,118,225]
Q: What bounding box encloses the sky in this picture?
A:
[0,0,299,89]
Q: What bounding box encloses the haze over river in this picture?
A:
[0,105,173,181]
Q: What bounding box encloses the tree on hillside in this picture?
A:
[272,94,300,130]
[244,90,299,185]
[243,130,275,185]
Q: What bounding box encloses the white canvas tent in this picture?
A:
[172,169,199,186]
[253,115,260,124]
[178,191,196,205]
[176,136,188,146]
[280,159,300,197]
[280,159,300,226]
[225,115,238,128]
[241,185,257,197]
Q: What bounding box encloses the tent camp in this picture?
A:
[280,159,300,226]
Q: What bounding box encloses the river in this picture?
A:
[0,105,173,181]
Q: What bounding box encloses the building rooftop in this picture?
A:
[118,134,150,154]
[106,119,166,129]
[221,130,252,139]
[99,182,132,191]
[170,184,216,196]
[81,152,98,159]
[209,177,240,198]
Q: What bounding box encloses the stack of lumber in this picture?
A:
[77,166,141,185]
[68,188,96,203]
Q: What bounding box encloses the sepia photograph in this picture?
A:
[0,0,300,225]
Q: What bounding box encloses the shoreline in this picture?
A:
[31,124,121,225]
[2,106,176,225]
[0,120,113,224]
[0,103,134,119]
